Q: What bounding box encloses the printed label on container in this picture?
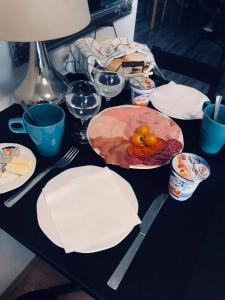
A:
[169,153,210,201]
[172,153,210,182]
[130,77,155,90]
[131,90,150,106]
[168,171,200,201]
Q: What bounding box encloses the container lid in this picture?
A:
[130,77,155,90]
[172,153,210,182]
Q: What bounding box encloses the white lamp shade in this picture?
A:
[0,0,91,42]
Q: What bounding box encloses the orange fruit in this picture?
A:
[136,124,150,136]
[130,133,144,146]
[144,133,157,146]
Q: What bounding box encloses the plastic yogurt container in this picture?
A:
[168,153,210,201]
[130,77,155,106]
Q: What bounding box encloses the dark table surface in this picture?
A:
[0,79,225,300]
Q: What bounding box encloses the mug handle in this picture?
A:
[8,118,27,134]
[202,100,211,110]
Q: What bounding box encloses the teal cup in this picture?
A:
[8,104,65,157]
[200,103,225,154]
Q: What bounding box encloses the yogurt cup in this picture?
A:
[130,77,155,106]
[168,153,210,201]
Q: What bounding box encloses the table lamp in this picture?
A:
[0,0,90,105]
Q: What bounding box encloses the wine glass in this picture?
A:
[66,81,101,144]
[94,71,125,105]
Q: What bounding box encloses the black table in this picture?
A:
[1,87,225,300]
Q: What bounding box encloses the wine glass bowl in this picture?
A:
[94,71,125,104]
[66,81,101,144]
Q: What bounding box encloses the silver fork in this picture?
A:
[4,146,79,208]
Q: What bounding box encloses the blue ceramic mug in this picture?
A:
[9,104,65,157]
[200,103,225,154]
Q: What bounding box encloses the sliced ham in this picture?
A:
[90,137,125,157]
[129,110,180,140]
[105,140,131,168]
[88,115,133,139]
[89,106,181,141]
[90,137,130,168]
[102,106,136,123]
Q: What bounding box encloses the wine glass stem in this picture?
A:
[80,119,89,141]
[105,97,111,108]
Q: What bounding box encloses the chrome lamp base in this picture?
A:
[14,41,68,105]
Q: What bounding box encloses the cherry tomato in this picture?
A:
[136,124,150,136]
[130,133,144,146]
[144,133,157,146]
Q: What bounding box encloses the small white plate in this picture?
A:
[36,166,138,253]
[0,143,36,194]
[150,82,209,120]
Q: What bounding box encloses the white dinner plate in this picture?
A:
[36,166,138,253]
[150,82,209,120]
[87,105,183,169]
[0,143,36,194]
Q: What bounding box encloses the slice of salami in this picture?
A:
[142,156,168,166]
[142,139,183,166]
[165,139,183,154]
[126,155,144,166]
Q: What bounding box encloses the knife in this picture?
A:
[107,193,168,290]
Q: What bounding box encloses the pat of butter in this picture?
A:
[11,156,33,169]
[5,163,30,176]
[5,156,33,176]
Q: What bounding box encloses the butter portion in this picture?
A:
[5,156,33,176]
[5,163,30,176]
[11,157,33,169]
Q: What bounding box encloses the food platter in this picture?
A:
[87,105,184,169]
[0,143,36,193]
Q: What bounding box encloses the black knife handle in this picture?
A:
[122,61,145,68]
[107,232,145,290]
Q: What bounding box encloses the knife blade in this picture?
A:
[107,193,168,290]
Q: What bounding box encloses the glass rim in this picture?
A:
[94,70,125,78]
[66,80,99,97]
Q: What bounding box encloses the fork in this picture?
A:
[4,146,79,208]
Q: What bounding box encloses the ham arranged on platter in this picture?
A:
[101,106,181,140]
[88,116,133,139]
[88,106,183,168]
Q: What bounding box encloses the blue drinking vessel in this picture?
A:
[200,103,225,154]
[8,103,65,157]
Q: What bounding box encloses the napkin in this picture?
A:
[42,167,140,253]
[150,81,209,120]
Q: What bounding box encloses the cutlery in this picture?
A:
[213,95,222,121]
[154,66,166,80]
[20,100,40,126]
[4,146,79,208]
[107,193,168,290]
